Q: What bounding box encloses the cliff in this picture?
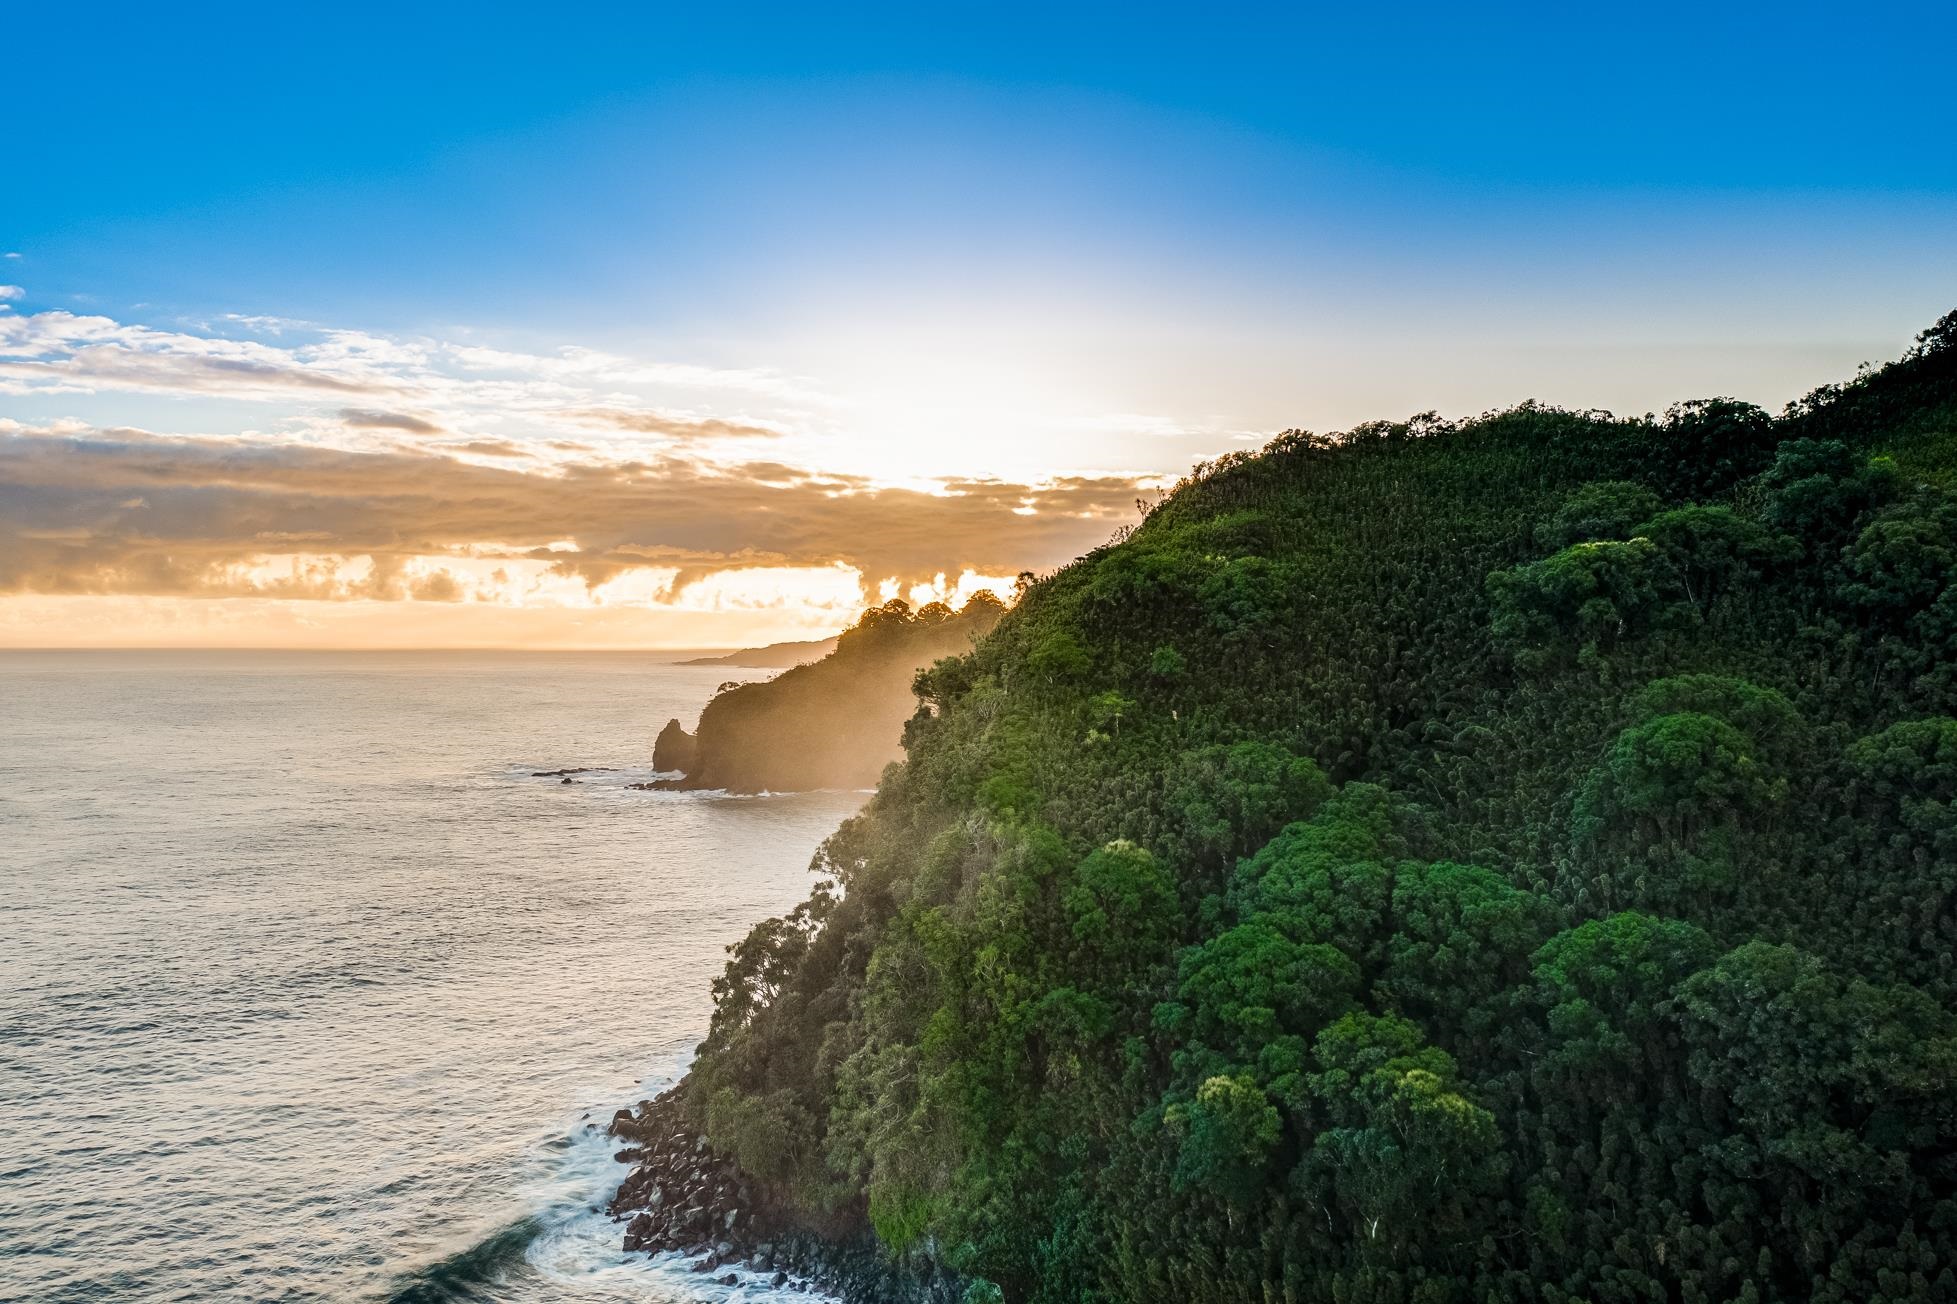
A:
[654,593,1006,793]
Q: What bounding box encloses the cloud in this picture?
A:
[556,406,783,441]
[0,311,406,400]
[0,286,22,300]
[0,302,1219,633]
[336,407,445,434]
[0,309,810,432]
[0,421,1147,606]
[444,343,811,398]
[437,439,536,458]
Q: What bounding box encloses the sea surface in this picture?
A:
[0,651,865,1304]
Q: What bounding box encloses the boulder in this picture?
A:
[623,1213,654,1251]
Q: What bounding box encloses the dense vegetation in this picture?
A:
[674,312,1957,1302]
[657,594,1005,792]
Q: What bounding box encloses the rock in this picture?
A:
[654,718,699,773]
[772,1271,789,1287]
[718,1273,739,1287]
[724,1207,740,1230]
[715,1240,733,1258]
[691,1256,718,1273]
[624,1213,654,1251]
[560,776,575,784]
[694,1134,709,1154]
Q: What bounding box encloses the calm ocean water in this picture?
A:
[0,651,864,1304]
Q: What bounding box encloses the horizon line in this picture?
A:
[0,643,834,655]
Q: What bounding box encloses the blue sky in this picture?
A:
[16,2,1954,333]
[3,3,1954,645]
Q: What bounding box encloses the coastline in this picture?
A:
[606,1088,963,1303]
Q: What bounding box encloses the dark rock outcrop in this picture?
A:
[608,1087,963,1302]
[653,719,699,774]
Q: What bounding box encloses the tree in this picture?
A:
[1649,398,1779,500]
[1301,1013,1504,1261]
[1529,911,1716,1080]
[1166,1074,1282,1203]
[1631,505,1797,615]
[1162,920,1359,1065]
[1487,536,1668,667]
[1027,628,1092,683]
[1840,496,1957,618]
[1536,479,1663,550]
[1756,439,1896,550]
[1164,742,1334,877]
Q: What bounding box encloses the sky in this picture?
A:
[4,2,1954,647]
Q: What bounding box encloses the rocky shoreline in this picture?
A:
[606,1087,965,1302]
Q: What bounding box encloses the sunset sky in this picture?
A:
[6,3,1954,647]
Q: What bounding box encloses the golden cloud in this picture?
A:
[0,422,1146,605]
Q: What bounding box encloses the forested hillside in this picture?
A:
[668,312,1957,1302]
[655,594,1005,792]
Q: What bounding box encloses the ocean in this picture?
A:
[0,651,865,1304]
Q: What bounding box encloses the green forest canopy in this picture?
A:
[676,311,1957,1304]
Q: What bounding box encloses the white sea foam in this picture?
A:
[515,1079,840,1303]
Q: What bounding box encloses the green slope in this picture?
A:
[675,312,1957,1303]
